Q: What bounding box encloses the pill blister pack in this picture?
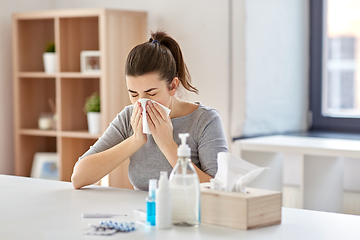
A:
[84,221,136,235]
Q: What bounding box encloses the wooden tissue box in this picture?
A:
[200,183,282,230]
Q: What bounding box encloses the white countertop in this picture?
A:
[1,174,360,239]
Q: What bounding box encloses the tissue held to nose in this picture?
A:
[137,98,171,135]
[210,152,268,193]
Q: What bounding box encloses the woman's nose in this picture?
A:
[139,96,150,100]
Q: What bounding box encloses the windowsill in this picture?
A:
[233,130,360,141]
[285,130,360,141]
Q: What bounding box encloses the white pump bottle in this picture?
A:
[169,133,200,227]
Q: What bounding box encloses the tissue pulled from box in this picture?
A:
[210,152,267,193]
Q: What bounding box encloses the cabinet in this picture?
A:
[12,9,147,188]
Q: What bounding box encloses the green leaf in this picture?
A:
[84,93,100,113]
[45,42,55,53]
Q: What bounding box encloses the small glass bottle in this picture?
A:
[146,179,157,226]
[169,133,200,227]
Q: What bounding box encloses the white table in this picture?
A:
[1,174,360,240]
[234,135,360,213]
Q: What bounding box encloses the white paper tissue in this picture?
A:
[210,152,267,193]
[137,98,171,135]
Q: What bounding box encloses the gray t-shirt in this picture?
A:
[79,102,228,190]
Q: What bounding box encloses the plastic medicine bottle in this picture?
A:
[146,179,157,226]
[169,133,200,227]
[156,171,172,229]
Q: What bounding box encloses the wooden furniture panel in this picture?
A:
[18,19,54,72]
[60,78,99,131]
[102,11,147,124]
[102,11,147,186]
[15,135,56,177]
[60,137,97,181]
[19,78,55,129]
[60,17,99,72]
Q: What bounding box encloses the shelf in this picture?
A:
[60,130,101,139]
[18,128,101,139]
[18,72,56,78]
[19,129,57,137]
[59,72,101,78]
[18,72,101,78]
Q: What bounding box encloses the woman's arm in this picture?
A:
[71,135,144,189]
[72,103,146,189]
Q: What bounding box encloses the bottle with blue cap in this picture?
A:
[169,133,200,226]
[146,179,157,226]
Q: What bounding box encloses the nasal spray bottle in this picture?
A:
[156,171,172,229]
[169,133,200,226]
[146,179,157,226]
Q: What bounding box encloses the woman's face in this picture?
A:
[126,72,175,108]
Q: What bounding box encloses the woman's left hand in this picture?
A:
[146,101,178,163]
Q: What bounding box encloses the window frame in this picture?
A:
[310,0,360,133]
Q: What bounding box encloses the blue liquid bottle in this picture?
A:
[146,179,157,226]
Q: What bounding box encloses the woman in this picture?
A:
[71,31,228,190]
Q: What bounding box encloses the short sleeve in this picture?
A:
[78,105,133,161]
[195,109,228,177]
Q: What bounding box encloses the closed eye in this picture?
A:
[128,89,138,98]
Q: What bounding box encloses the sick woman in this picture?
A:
[71,31,228,190]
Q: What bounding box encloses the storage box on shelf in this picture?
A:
[13,9,147,188]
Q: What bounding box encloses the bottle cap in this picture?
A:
[148,179,157,198]
[177,133,191,157]
[158,171,169,189]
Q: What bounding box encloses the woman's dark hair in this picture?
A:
[125,31,198,94]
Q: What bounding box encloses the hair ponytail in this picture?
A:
[126,30,198,94]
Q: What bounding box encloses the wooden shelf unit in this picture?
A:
[13,8,147,188]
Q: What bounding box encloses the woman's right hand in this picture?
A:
[131,101,147,145]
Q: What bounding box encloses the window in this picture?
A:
[310,0,360,132]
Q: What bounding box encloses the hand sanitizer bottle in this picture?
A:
[156,171,172,229]
[169,133,200,227]
[146,179,157,226]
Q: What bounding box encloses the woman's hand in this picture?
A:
[131,101,147,145]
[146,101,178,165]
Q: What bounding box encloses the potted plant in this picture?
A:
[84,93,101,134]
[43,42,56,73]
